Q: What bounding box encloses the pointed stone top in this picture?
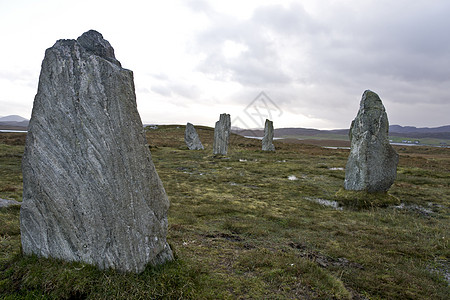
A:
[76,30,121,67]
[360,90,384,110]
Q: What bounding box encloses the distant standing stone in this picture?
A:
[213,113,231,155]
[344,90,399,192]
[262,119,275,151]
[20,30,173,273]
[185,123,204,150]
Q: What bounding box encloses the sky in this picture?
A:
[0,0,449,130]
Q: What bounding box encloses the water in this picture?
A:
[244,136,284,140]
[323,146,350,150]
[393,203,434,215]
[0,130,27,133]
[305,197,342,210]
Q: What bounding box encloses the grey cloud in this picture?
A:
[188,1,450,127]
[310,1,450,84]
[194,14,293,87]
[151,82,201,100]
[136,87,151,94]
[186,0,214,15]
[149,73,170,81]
[226,55,292,86]
[150,85,172,97]
[194,1,450,85]
[0,69,38,88]
[252,3,324,36]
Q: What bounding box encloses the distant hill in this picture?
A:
[0,115,29,130]
[0,115,28,122]
[233,125,450,140]
[389,125,450,134]
[2,115,449,141]
[328,125,450,140]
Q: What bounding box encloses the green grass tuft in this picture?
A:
[1,130,449,299]
[335,188,401,209]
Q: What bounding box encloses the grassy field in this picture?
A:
[1,127,449,299]
[278,132,450,147]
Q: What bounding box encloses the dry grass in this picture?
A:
[1,128,449,299]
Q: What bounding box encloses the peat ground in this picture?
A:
[0,127,449,299]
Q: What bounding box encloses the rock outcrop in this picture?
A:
[20,30,173,273]
[344,90,398,192]
[213,113,231,155]
[185,123,204,150]
[262,119,275,151]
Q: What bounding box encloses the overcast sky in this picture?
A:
[1,0,449,129]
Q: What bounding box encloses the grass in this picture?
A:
[335,189,400,209]
[1,128,449,299]
[279,131,450,147]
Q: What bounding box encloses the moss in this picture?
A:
[335,188,400,208]
[1,128,449,299]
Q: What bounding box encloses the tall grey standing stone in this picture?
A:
[185,122,204,150]
[213,113,231,155]
[20,30,173,273]
[344,90,399,192]
[262,119,275,151]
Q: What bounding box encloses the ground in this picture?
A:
[0,127,449,299]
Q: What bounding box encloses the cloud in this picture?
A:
[252,3,324,36]
[192,5,298,87]
[150,81,201,100]
[188,1,450,127]
[0,69,38,88]
[150,85,172,97]
[2,1,449,128]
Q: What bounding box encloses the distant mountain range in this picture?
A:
[0,115,29,130]
[1,115,449,140]
[0,115,28,122]
[233,125,450,140]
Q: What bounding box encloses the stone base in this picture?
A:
[149,243,174,267]
[335,188,400,209]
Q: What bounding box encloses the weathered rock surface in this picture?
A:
[213,113,231,155]
[262,119,275,151]
[20,30,173,273]
[344,90,398,192]
[185,122,204,150]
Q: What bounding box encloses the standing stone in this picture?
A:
[20,30,173,273]
[262,119,275,151]
[185,122,204,150]
[344,90,398,192]
[213,113,231,155]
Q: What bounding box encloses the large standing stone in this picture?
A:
[262,119,275,151]
[185,122,204,150]
[344,90,398,192]
[213,113,231,155]
[20,30,173,273]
